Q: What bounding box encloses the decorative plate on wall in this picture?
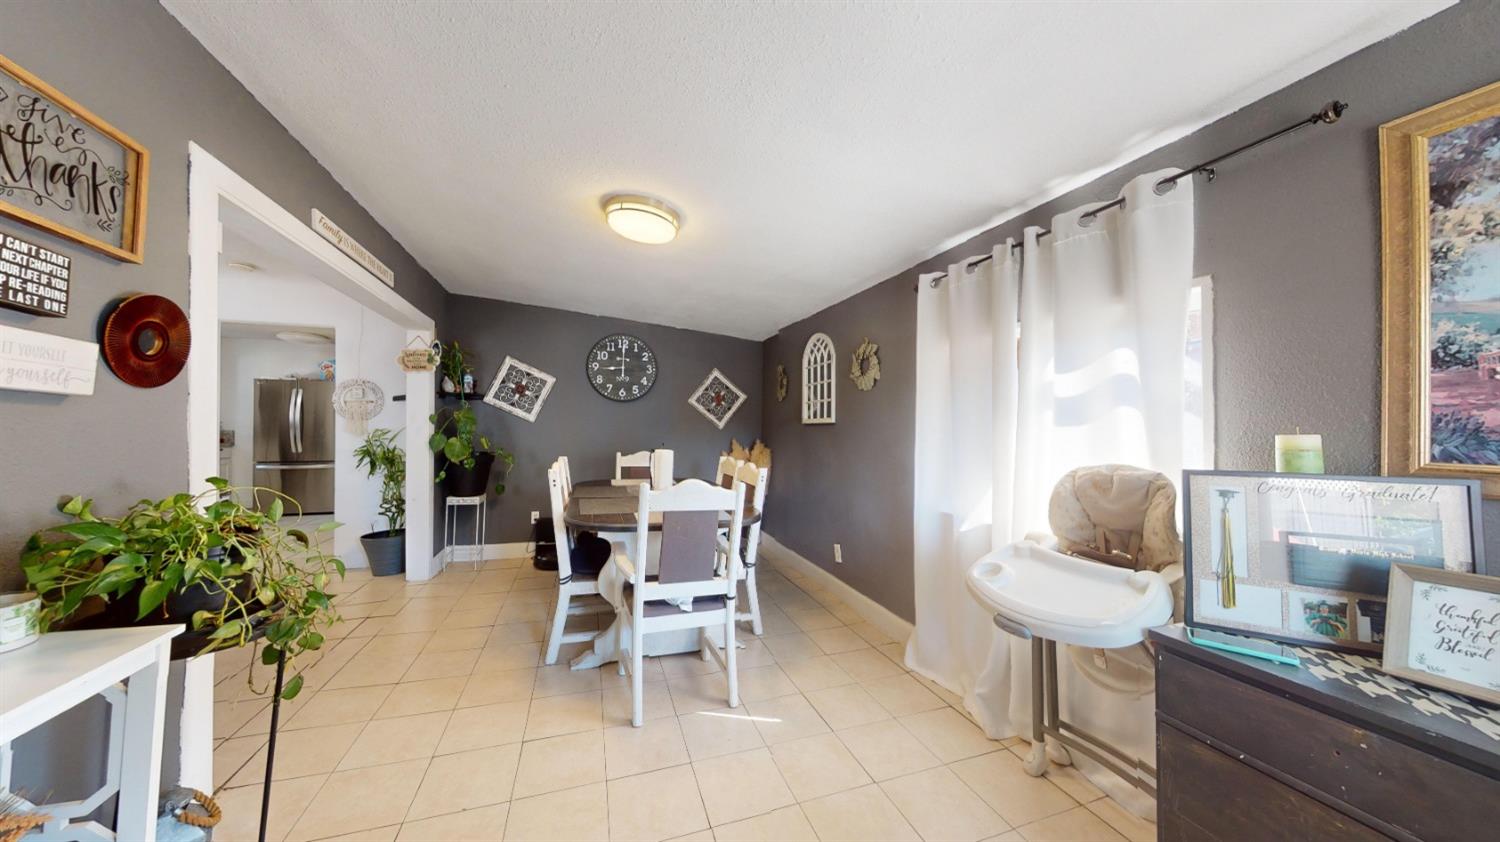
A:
[587,333,656,401]
[100,294,190,388]
[689,368,747,430]
[484,356,556,423]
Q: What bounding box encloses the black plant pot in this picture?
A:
[99,572,255,629]
[442,451,495,498]
[361,528,407,577]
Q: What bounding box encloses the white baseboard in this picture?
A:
[432,541,532,570]
[759,534,914,644]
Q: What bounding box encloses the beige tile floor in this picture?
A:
[209,555,1155,842]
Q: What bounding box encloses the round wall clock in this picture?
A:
[587,333,657,401]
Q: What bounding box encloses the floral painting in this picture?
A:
[1427,113,1500,466]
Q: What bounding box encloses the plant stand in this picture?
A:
[257,647,287,842]
[443,495,487,572]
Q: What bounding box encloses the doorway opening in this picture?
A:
[182,143,438,788]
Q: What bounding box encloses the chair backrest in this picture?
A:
[547,462,575,581]
[616,450,653,480]
[715,455,741,489]
[735,462,769,512]
[634,478,744,596]
[556,455,574,503]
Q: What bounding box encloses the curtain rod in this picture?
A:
[915,99,1348,291]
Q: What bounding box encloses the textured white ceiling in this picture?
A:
[163,0,1448,340]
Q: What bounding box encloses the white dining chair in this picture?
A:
[715,455,741,488]
[615,450,653,481]
[557,454,574,503]
[616,478,746,726]
[544,461,605,665]
[727,461,769,635]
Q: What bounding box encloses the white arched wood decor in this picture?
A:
[801,332,836,424]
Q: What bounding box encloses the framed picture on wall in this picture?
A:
[1380,80,1500,498]
[1381,564,1500,705]
[0,54,150,263]
[1183,470,1486,654]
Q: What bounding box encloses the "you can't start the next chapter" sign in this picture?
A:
[1,231,71,317]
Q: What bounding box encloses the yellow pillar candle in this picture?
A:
[1275,432,1325,474]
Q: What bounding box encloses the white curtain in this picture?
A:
[907,169,1194,798]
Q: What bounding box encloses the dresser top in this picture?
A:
[1152,624,1500,777]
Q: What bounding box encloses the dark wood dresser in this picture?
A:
[1150,626,1500,842]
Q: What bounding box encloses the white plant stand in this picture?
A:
[0,625,181,842]
[444,494,487,571]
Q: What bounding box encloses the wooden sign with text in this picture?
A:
[0,54,149,263]
[0,323,98,395]
[1,231,70,316]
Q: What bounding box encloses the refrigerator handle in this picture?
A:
[292,386,304,454]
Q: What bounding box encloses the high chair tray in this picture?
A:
[966,541,1171,649]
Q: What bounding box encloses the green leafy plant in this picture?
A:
[439,340,474,395]
[20,479,344,700]
[429,340,514,495]
[354,428,406,530]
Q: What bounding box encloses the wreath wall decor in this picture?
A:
[775,365,789,402]
[850,337,880,391]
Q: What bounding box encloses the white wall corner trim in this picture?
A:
[758,534,914,645]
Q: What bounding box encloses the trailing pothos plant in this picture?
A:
[20,478,344,700]
[429,341,515,495]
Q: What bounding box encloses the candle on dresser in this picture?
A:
[1275,432,1325,474]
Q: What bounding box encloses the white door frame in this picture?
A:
[181,142,437,789]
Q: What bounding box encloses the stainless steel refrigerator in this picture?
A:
[253,378,335,514]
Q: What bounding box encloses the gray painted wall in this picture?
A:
[0,0,447,811]
[762,0,1500,622]
[442,295,763,548]
[761,278,917,620]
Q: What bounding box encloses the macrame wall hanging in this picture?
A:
[330,308,384,434]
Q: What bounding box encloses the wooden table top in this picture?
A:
[563,479,761,533]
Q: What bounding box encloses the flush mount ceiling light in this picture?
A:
[602,194,680,245]
[276,330,332,345]
[226,261,260,272]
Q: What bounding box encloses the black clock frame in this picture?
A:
[586,333,657,402]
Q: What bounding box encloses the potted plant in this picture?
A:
[20,478,343,700]
[438,339,476,397]
[429,340,514,497]
[354,427,406,576]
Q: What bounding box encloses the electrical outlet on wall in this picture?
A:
[833,543,843,564]
[530,511,540,524]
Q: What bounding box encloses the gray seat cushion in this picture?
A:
[622,582,728,617]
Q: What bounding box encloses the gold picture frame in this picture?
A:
[0,53,149,263]
[1380,80,1500,498]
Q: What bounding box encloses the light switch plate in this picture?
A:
[833,544,843,564]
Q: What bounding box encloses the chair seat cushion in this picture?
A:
[622,583,729,617]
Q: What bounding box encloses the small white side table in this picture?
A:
[0,624,181,842]
[444,494,487,571]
